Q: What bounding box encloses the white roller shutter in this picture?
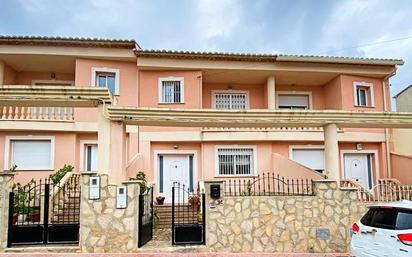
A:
[12,140,52,170]
[292,149,324,172]
[278,95,309,109]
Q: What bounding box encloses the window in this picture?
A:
[7,138,54,170]
[216,147,255,176]
[290,147,325,173]
[356,87,368,106]
[353,82,374,107]
[360,207,412,230]
[91,67,120,95]
[213,91,249,109]
[84,144,98,172]
[158,77,184,103]
[277,93,310,110]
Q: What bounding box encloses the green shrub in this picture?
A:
[9,164,18,172]
[129,171,148,194]
[50,164,74,183]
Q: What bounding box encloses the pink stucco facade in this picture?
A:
[0,46,407,194]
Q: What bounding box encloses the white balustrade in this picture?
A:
[0,106,74,121]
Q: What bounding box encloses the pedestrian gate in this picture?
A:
[172,182,206,245]
[7,176,80,246]
[138,187,153,247]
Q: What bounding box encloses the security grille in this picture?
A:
[162,81,181,103]
[217,148,254,176]
[214,92,247,109]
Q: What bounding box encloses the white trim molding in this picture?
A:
[91,67,120,95]
[158,76,185,104]
[340,149,380,186]
[79,140,98,172]
[4,135,55,171]
[153,149,197,195]
[275,91,313,109]
[353,81,375,107]
[214,144,258,177]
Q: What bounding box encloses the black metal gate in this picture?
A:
[7,175,80,247]
[172,182,205,245]
[138,187,153,247]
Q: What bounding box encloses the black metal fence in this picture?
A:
[172,182,205,245]
[7,175,80,247]
[224,173,314,196]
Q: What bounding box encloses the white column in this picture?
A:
[267,76,276,109]
[97,105,110,175]
[0,61,4,85]
[324,123,340,180]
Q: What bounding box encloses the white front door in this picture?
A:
[343,153,371,189]
[161,155,190,202]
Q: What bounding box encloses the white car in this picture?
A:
[351,200,412,257]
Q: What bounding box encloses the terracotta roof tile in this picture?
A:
[0,35,139,49]
[135,49,404,65]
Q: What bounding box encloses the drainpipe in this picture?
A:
[382,67,397,178]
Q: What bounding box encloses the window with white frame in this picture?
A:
[353,82,374,107]
[277,94,310,109]
[84,144,98,172]
[8,139,53,170]
[213,91,249,109]
[159,77,184,103]
[216,147,255,176]
[291,148,325,173]
[92,67,120,95]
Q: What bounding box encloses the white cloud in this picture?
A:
[194,0,241,50]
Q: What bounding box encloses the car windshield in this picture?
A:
[360,207,412,230]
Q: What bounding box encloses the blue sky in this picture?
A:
[1,0,412,108]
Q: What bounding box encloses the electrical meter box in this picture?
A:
[116,186,127,209]
[89,176,100,200]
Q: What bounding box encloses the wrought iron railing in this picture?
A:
[340,179,412,202]
[224,173,314,196]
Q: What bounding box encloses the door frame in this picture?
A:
[154,150,198,196]
[340,150,379,187]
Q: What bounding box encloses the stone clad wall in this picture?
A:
[80,173,140,253]
[205,180,368,253]
[0,173,14,251]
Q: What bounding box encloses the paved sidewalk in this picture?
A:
[0,253,350,257]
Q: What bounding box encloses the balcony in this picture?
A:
[201,127,324,132]
[0,106,74,121]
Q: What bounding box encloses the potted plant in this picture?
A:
[156,195,165,205]
[27,206,41,222]
[12,179,35,223]
[189,195,200,211]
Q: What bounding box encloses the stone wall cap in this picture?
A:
[340,187,359,191]
[80,172,98,176]
[123,180,143,184]
[0,171,16,176]
[313,179,338,183]
[203,180,225,183]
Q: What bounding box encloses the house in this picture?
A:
[0,36,408,202]
[391,84,412,184]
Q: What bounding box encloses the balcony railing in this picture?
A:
[201,127,324,132]
[0,106,74,121]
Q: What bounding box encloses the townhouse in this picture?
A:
[0,36,408,202]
